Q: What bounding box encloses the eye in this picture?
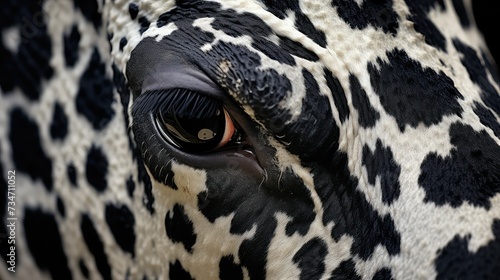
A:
[154,88,242,153]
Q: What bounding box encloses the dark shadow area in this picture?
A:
[473,1,500,66]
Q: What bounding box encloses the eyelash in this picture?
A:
[135,88,243,153]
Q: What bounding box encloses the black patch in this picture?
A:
[276,69,339,163]
[435,219,500,279]
[330,259,361,280]
[324,68,349,123]
[362,139,401,205]
[473,2,500,67]
[278,36,319,61]
[293,10,327,48]
[119,37,128,52]
[473,102,500,138]
[169,260,194,280]
[138,16,150,34]
[178,5,297,66]
[454,39,500,116]
[198,167,316,279]
[350,74,380,128]
[137,155,155,214]
[67,163,78,187]
[292,238,328,280]
[74,0,102,29]
[368,49,463,131]
[0,0,54,100]
[76,47,114,130]
[219,255,243,280]
[85,145,108,192]
[129,3,139,20]
[64,25,81,67]
[165,204,196,253]
[481,51,500,86]
[111,63,137,160]
[332,0,399,35]
[406,1,447,51]
[79,259,90,279]
[252,37,296,66]
[259,0,327,47]
[126,176,135,197]
[24,208,72,280]
[419,123,500,209]
[50,102,69,140]
[452,0,470,27]
[56,196,66,218]
[316,153,401,260]
[372,268,393,280]
[9,108,53,191]
[81,214,112,280]
[105,204,136,257]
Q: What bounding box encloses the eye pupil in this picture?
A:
[155,88,227,152]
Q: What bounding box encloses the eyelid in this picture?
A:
[141,68,223,98]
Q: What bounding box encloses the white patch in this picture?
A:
[2,26,20,53]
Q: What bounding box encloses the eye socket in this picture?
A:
[155,88,242,153]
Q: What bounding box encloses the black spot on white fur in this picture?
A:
[372,268,394,280]
[0,0,54,100]
[74,0,101,30]
[64,25,81,67]
[259,0,327,47]
[199,167,316,279]
[219,255,243,280]
[368,49,463,131]
[362,139,401,205]
[129,3,139,20]
[316,153,401,260]
[165,204,196,253]
[24,208,72,279]
[350,74,380,128]
[292,238,328,280]
[419,123,500,209]
[137,155,155,214]
[67,163,78,187]
[85,145,108,192]
[50,102,69,140]
[169,260,194,280]
[10,108,53,191]
[119,37,128,52]
[138,16,150,34]
[330,259,361,280]
[451,0,470,27]
[126,176,135,197]
[56,196,66,218]
[474,102,500,138]
[435,219,500,279]
[79,259,90,279]
[406,1,447,51]
[81,214,112,280]
[453,39,500,117]
[332,0,399,35]
[105,204,136,257]
[324,68,349,123]
[76,47,114,130]
[279,69,338,162]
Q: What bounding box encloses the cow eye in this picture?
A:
[154,88,241,153]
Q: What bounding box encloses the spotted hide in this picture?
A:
[0,0,499,279]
